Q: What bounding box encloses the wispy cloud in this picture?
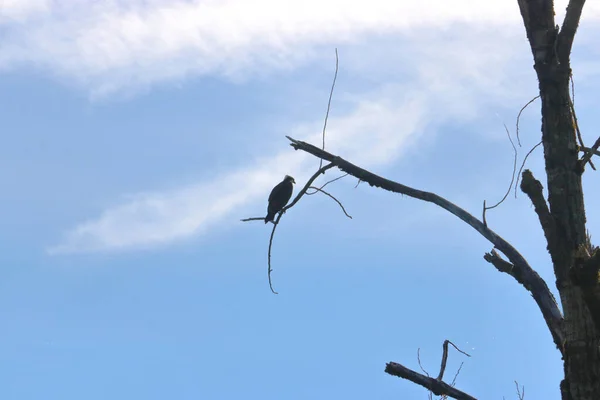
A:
[48,93,427,254]
[4,0,598,95]
[13,0,595,253]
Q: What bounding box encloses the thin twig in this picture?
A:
[516,96,539,147]
[267,217,280,294]
[306,173,348,195]
[450,363,465,387]
[515,381,525,400]
[580,136,600,171]
[240,217,268,222]
[580,146,600,158]
[319,48,339,170]
[483,124,517,223]
[514,141,542,198]
[568,97,596,171]
[417,348,431,377]
[308,186,352,218]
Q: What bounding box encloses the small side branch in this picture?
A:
[580,146,600,158]
[516,95,540,146]
[483,124,517,223]
[437,340,471,381]
[385,362,476,400]
[287,136,565,351]
[579,136,600,172]
[520,170,558,253]
[240,217,267,222]
[308,186,352,219]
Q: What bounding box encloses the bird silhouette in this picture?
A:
[265,175,296,223]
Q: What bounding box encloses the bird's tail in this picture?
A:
[265,212,275,224]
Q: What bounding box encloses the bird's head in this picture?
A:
[284,175,296,184]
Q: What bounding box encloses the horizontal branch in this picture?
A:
[287,136,565,352]
[580,136,600,171]
[385,362,477,400]
[580,146,600,158]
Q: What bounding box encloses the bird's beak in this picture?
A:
[292,178,296,184]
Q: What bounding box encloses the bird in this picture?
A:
[265,175,296,223]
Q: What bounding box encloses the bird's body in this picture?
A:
[265,175,296,223]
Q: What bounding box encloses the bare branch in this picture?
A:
[308,186,352,219]
[580,136,600,171]
[319,48,339,170]
[520,170,558,252]
[417,348,431,378]
[558,0,587,61]
[450,363,465,388]
[306,173,348,195]
[515,141,543,198]
[516,95,540,147]
[240,217,268,222]
[580,146,600,158]
[437,340,471,381]
[515,381,526,400]
[568,90,596,170]
[483,124,518,222]
[385,362,477,400]
[265,163,336,293]
[287,136,565,351]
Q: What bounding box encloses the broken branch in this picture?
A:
[287,136,565,351]
[385,362,476,400]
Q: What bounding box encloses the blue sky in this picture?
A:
[1,1,600,399]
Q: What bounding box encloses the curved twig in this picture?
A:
[266,163,336,293]
[306,173,348,195]
[308,186,352,218]
[483,124,517,222]
[514,141,542,198]
[516,95,539,147]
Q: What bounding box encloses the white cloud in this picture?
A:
[4,0,598,95]
[48,92,427,254]
[21,0,597,252]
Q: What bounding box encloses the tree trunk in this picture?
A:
[536,61,600,400]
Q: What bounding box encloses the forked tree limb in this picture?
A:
[517,0,557,63]
[287,136,565,352]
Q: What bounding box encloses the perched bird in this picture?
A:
[265,175,296,223]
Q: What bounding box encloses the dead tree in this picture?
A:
[285,1,598,398]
